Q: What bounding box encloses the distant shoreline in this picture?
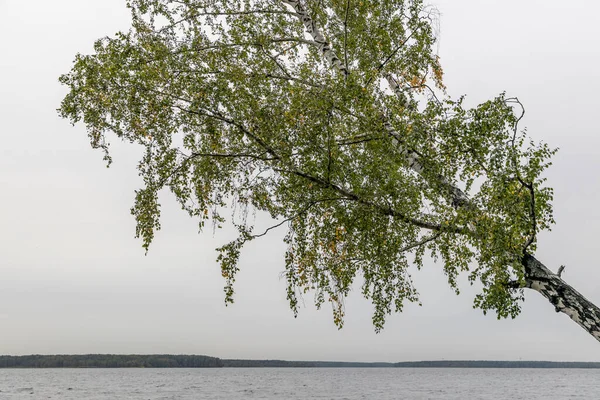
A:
[2,355,600,369]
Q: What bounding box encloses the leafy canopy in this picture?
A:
[59,0,556,330]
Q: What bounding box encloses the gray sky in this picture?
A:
[1,0,600,362]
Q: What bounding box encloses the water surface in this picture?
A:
[1,367,599,399]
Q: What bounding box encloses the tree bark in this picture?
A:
[523,253,600,342]
[281,0,348,77]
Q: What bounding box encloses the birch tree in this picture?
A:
[58,0,600,340]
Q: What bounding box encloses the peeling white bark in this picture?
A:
[523,254,600,342]
[385,74,405,101]
[281,0,348,76]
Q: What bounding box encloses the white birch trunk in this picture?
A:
[523,254,600,341]
[281,0,348,77]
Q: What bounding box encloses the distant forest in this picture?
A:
[2,355,600,368]
[222,359,394,368]
[224,360,600,368]
[394,360,600,368]
[0,354,222,368]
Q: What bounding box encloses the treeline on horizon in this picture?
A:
[222,359,394,368]
[0,354,223,368]
[2,355,600,369]
[0,355,393,368]
[224,360,600,368]
[394,361,600,368]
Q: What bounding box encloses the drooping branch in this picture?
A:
[397,232,441,254]
[275,167,464,234]
[281,0,600,343]
[176,103,459,235]
[251,197,351,239]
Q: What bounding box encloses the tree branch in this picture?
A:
[274,167,467,235]
[251,197,349,238]
[398,232,441,254]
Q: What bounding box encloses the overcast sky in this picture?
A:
[1,0,600,362]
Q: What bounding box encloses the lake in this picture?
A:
[1,368,599,399]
